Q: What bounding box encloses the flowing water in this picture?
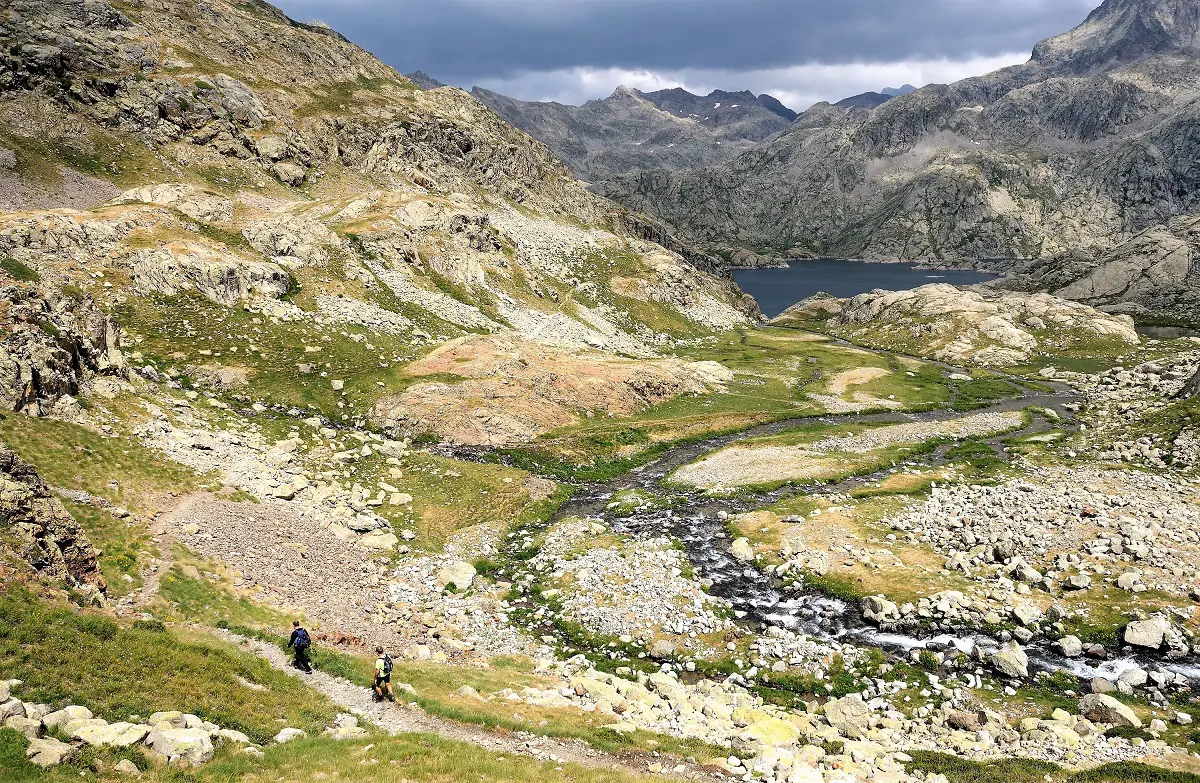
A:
[547,372,1200,685]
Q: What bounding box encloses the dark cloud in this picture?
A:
[272,0,1102,103]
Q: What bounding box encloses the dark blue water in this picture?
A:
[732,259,998,318]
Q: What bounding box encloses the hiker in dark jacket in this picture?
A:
[287,620,313,672]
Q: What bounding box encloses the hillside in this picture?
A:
[5,1,1200,782]
[600,0,1200,270]
[472,85,795,183]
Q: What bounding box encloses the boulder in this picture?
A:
[5,715,42,739]
[1124,617,1170,649]
[435,561,476,592]
[148,711,185,728]
[1011,602,1042,627]
[274,727,307,743]
[147,727,215,764]
[1079,694,1142,728]
[75,721,151,747]
[730,537,756,561]
[359,531,399,550]
[114,758,142,776]
[0,698,25,721]
[991,641,1029,678]
[735,716,802,751]
[42,705,92,730]
[861,595,900,624]
[1056,636,1083,658]
[213,728,251,745]
[824,694,871,738]
[25,737,75,767]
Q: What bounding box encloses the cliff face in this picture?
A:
[472,85,795,183]
[0,446,106,594]
[598,0,1200,269]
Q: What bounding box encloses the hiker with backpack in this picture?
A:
[373,646,395,702]
[287,620,313,673]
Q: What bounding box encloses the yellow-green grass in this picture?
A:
[229,623,727,761]
[903,750,1200,783]
[0,729,676,783]
[0,412,208,514]
[116,292,427,422]
[731,494,976,606]
[155,551,297,631]
[502,328,984,480]
[0,590,337,744]
[350,450,562,551]
[60,499,150,597]
[0,125,174,190]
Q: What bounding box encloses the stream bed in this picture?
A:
[549,379,1200,687]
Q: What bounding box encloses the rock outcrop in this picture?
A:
[0,446,106,593]
[775,284,1140,366]
[997,215,1200,319]
[0,283,126,415]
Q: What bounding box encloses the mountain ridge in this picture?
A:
[597,0,1200,275]
[471,83,796,183]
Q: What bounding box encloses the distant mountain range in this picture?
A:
[469,85,798,183]
[597,0,1200,289]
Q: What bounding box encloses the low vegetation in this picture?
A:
[0,590,338,744]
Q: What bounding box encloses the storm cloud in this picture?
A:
[273,0,1103,107]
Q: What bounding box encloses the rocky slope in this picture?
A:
[472,85,795,183]
[775,284,1141,366]
[600,0,1200,269]
[995,215,1200,319]
[0,0,756,437]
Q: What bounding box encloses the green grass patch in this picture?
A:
[0,412,208,513]
[156,559,295,630]
[59,499,148,596]
[0,257,39,282]
[0,590,337,744]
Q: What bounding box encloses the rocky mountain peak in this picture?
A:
[1032,0,1200,72]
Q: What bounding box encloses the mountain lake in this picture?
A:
[732,258,1000,318]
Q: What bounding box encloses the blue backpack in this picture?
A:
[294,628,311,648]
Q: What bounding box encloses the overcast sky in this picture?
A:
[273,0,1103,110]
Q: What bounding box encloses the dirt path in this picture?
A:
[221,631,710,780]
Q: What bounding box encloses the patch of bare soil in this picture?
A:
[372,334,719,446]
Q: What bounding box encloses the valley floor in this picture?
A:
[5,319,1200,783]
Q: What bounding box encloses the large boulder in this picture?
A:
[861,595,900,624]
[1056,636,1083,658]
[0,283,126,415]
[991,641,1029,678]
[1124,617,1170,649]
[74,721,151,747]
[730,537,756,561]
[1079,694,1142,728]
[42,705,92,730]
[0,449,106,593]
[146,727,215,765]
[25,737,75,767]
[824,694,871,738]
[435,561,476,592]
[734,716,802,751]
